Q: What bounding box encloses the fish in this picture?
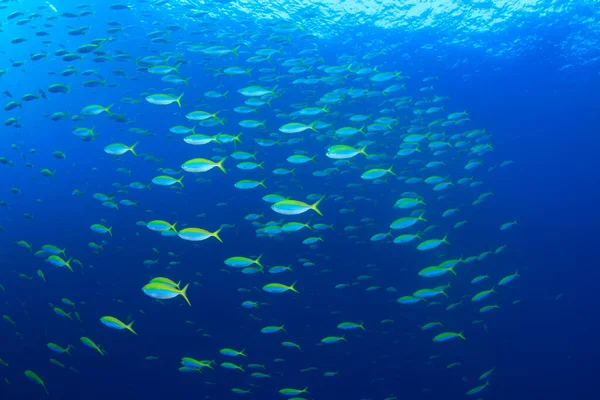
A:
[99,316,137,335]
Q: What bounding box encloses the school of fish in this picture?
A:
[0,1,524,399]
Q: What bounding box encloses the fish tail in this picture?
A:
[127,321,137,335]
[311,197,324,216]
[255,254,263,268]
[211,227,223,243]
[129,142,138,156]
[176,93,184,107]
[66,258,74,272]
[216,157,227,173]
[180,283,191,306]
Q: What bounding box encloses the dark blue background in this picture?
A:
[0,1,598,399]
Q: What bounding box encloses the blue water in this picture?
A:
[1,0,598,399]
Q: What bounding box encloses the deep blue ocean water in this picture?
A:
[1,0,599,399]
